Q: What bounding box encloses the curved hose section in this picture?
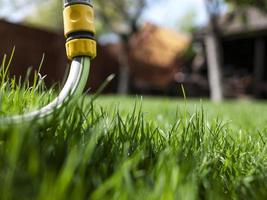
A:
[0,56,90,125]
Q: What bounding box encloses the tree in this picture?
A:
[204,0,225,102]
[0,0,43,19]
[25,0,63,31]
[94,0,161,94]
[227,0,267,10]
[0,0,63,31]
[176,9,198,33]
[2,0,162,94]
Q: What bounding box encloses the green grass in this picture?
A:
[1,59,267,199]
[0,52,54,116]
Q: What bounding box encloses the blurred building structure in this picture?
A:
[0,20,66,85]
[0,20,194,96]
[3,10,267,99]
[195,7,267,98]
[0,20,119,93]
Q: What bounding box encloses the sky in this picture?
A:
[0,0,209,28]
[0,0,36,21]
[143,0,209,29]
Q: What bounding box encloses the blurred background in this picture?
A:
[0,0,267,101]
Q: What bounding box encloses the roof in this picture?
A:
[194,7,267,40]
[219,7,267,37]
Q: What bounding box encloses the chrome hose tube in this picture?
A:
[0,57,90,124]
[0,0,96,125]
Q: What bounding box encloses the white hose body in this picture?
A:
[0,56,90,124]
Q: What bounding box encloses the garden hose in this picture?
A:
[0,0,96,124]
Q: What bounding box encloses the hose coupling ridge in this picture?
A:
[63,0,96,59]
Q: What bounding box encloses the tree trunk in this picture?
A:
[117,41,130,94]
[204,0,224,102]
[205,31,223,102]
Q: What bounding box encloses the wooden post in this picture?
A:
[117,65,130,94]
[117,42,130,94]
[205,32,223,102]
[254,38,265,96]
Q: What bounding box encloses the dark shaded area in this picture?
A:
[0,20,119,93]
[193,7,267,99]
[222,37,256,97]
[0,20,195,96]
[0,20,66,85]
[222,34,267,98]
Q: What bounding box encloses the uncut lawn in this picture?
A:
[1,65,267,199]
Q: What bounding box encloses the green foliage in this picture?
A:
[1,56,267,199]
[95,0,144,34]
[94,0,162,35]
[177,9,198,33]
[0,0,43,20]
[24,0,63,31]
[226,0,267,11]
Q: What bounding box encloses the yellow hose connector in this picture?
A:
[63,3,96,60]
[66,38,96,59]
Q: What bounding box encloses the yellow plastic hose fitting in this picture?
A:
[66,38,96,59]
[63,3,96,60]
[63,4,96,37]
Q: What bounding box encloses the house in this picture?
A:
[195,7,267,98]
